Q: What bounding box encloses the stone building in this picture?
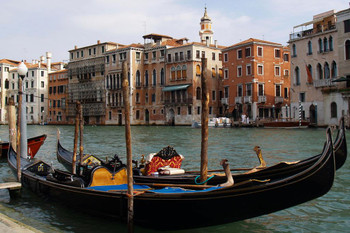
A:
[289,10,344,126]
[222,39,291,122]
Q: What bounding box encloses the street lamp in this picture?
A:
[18,62,28,158]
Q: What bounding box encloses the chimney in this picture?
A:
[74,45,78,49]
[97,40,100,44]
[215,40,218,48]
[46,52,52,73]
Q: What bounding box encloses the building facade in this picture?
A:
[48,69,68,124]
[222,39,291,122]
[289,10,345,126]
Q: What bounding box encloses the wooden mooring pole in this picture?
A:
[8,97,17,151]
[200,57,209,184]
[72,101,80,175]
[122,61,134,232]
[79,102,84,174]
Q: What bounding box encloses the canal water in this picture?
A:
[0,125,349,233]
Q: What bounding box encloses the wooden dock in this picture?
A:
[0,182,21,198]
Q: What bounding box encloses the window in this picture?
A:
[188,106,192,115]
[41,81,44,88]
[93,48,96,54]
[41,71,44,77]
[324,62,330,79]
[237,49,242,59]
[275,66,281,76]
[209,107,212,115]
[102,46,105,53]
[145,70,149,86]
[275,85,281,97]
[224,86,229,98]
[245,47,251,57]
[344,19,350,33]
[71,53,74,59]
[329,36,333,51]
[152,94,156,102]
[224,53,228,62]
[177,107,181,115]
[237,66,242,77]
[274,49,281,58]
[196,87,201,100]
[295,66,300,85]
[31,80,34,88]
[167,54,171,62]
[201,51,205,58]
[331,61,337,78]
[89,49,92,56]
[284,87,288,98]
[5,79,9,89]
[346,40,350,60]
[246,83,252,96]
[152,51,156,60]
[136,110,140,119]
[152,69,157,86]
[258,84,264,96]
[237,85,242,97]
[41,94,44,102]
[136,70,141,86]
[176,66,181,79]
[212,68,216,77]
[318,38,323,53]
[197,106,201,115]
[212,90,216,101]
[32,71,34,77]
[160,50,165,58]
[323,37,328,52]
[224,69,228,79]
[246,64,252,75]
[257,47,263,57]
[144,53,149,60]
[307,41,312,55]
[292,44,296,57]
[283,53,289,62]
[330,102,337,118]
[257,64,264,75]
[81,51,84,57]
[219,68,223,78]
[196,50,200,59]
[196,65,201,76]
[212,52,216,60]
[317,63,323,79]
[171,67,176,80]
[161,68,165,85]
[30,94,34,102]
[187,50,191,59]
[299,92,305,102]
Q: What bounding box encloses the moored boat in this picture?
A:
[263,120,310,128]
[0,134,47,159]
[8,127,337,229]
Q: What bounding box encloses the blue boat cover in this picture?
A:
[86,184,151,191]
[147,186,222,194]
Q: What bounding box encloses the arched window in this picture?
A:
[329,36,333,51]
[160,68,165,85]
[331,61,337,78]
[318,38,323,53]
[294,66,300,85]
[109,76,113,89]
[307,41,312,55]
[317,63,323,80]
[145,70,149,86]
[307,64,313,80]
[346,40,350,60]
[196,87,201,100]
[171,67,176,80]
[5,79,9,89]
[196,65,201,75]
[136,70,141,86]
[331,102,337,118]
[152,69,157,86]
[136,93,140,103]
[182,65,187,79]
[324,62,330,79]
[176,66,181,79]
[323,37,328,52]
[106,75,109,88]
[113,74,116,89]
[116,74,120,89]
[292,44,297,56]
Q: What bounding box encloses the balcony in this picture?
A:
[221,98,228,105]
[235,97,242,104]
[275,96,283,103]
[244,96,252,103]
[258,95,266,103]
[313,79,335,88]
[289,24,336,41]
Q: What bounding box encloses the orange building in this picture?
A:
[222,39,290,121]
[48,69,68,124]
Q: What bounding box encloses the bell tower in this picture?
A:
[199,7,213,44]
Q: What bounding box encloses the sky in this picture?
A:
[0,0,348,63]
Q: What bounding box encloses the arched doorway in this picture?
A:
[309,104,316,124]
[145,109,150,124]
[168,109,175,126]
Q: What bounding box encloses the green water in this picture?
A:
[0,125,349,233]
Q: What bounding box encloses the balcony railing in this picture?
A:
[235,97,242,104]
[275,96,283,103]
[258,95,266,103]
[221,98,228,105]
[313,79,335,88]
[289,24,336,41]
[244,96,252,103]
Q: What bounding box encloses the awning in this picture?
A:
[162,84,190,92]
[332,77,350,82]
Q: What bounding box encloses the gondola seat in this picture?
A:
[144,146,184,175]
[88,166,127,187]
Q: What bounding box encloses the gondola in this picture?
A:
[56,117,347,185]
[8,127,337,229]
[0,134,47,159]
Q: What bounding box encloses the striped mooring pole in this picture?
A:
[298,101,302,128]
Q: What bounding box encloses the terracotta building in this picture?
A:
[222,39,291,122]
[48,69,68,124]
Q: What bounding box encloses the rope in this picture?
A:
[194,175,215,185]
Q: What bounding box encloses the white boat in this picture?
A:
[192,117,231,128]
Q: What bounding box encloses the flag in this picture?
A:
[306,65,313,84]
